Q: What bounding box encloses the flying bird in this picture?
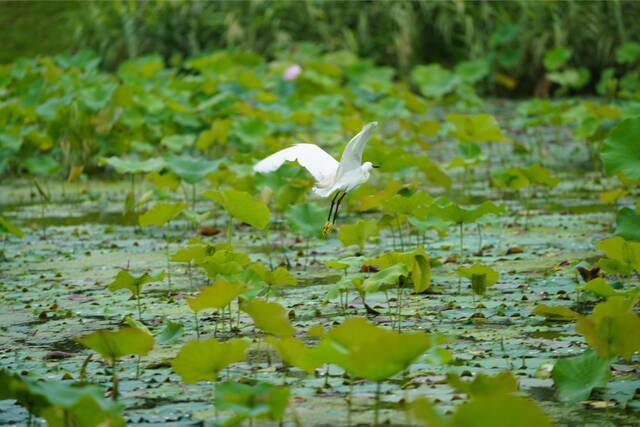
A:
[254,122,379,230]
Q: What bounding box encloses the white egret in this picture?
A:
[253,122,379,230]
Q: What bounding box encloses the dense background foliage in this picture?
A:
[3,0,640,96]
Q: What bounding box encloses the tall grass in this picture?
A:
[3,1,639,95]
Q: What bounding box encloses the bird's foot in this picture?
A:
[322,222,336,237]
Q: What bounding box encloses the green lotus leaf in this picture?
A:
[165,155,220,184]
[596,236,640,273]
[79,83,116,112]
[156,319,184,345]
[543,47,572,71]
[407,397,446,427]
[446,114,506,143]
[0,214,24,238]
[598,258,635,276]
[187,280,247,313]
[338,219,378,250]
[355,180,404,212]
[451,394,553,427]
[248,263,297,287]
[457,263,499,296]
[215,381,289,422]
[552,350,611,403]
[579,278,622,298]
[615,42,640,64]
[101,157,166,175]
[429,200,504,225]
[413,157,453,190]
[170,243,210,263]
[455,58,490,84]
[196,119,231,150]
[411,248,431,293]
[204,188,270,230]
[456,263,499,286]
[411,64,459,98]
[0,131,21,152]
[615,207,640,242]
[365,247,431,293]
[548,68,590,89]
[233,117,271,146]
[265,336,325,374]
[382,191,433,218]
[601,117,640,180]
[408,216,449,237]
[576,297,640,360]
[363,263,409,293]
[107,270,164,298]
[0,369,125,427]
[139,202,187,227]
[322,317,432,381]
[446,371,518,398]
[161,134,196,152]
[118,55,164,81]
[76,327,154,361]
[35,97,67,121]
[198,250,251,278]
[172,338,249,384]
[22,155,60,177]
[532,304,577,321]
[286,202,326,238]
[240,298,295,338]
[493,168,530,190]
[522,163,560,188]
[324,260,349,271]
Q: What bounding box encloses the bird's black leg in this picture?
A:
[332,192,347,224]
[327,192,340,222]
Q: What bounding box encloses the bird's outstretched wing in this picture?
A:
[336,121,378,178]
[253,144,339,182]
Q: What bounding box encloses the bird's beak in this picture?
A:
[372,164,380,169]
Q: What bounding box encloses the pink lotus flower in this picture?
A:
[283,64,302,81]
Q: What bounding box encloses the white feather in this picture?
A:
[253,122,378,198]
[336,121,378,179]
[253,144,338,181]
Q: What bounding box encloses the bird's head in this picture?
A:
[362,162,380,172]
